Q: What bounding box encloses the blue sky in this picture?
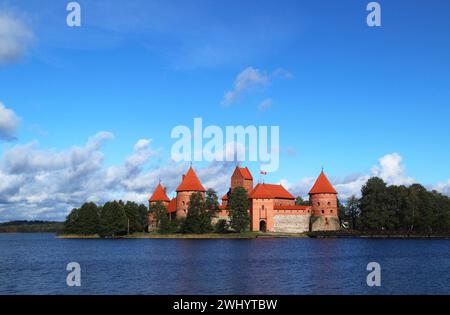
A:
[0,0,449,220]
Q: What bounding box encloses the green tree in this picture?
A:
[63,207,81,234]
[77,202,100,234]
[124,201,148,233]
[182,192,212,234]
[345,196,360,230]
[215,219,229,233]
[99,201,128,237]
[295,196,309,206]
[228,186,250,233]
[150,201,170,233]
[205,189,220,217]
[359,177,398,231]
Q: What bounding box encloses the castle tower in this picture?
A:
[231,166,253,193]
[149,183,170,208]
[148,183,170,231]
[175,167,206,219]
[309,171,340,231]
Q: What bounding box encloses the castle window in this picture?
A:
[317,202,320,206]
[330,210,333,213]
[328,202,331,206]
[321,210,325,214]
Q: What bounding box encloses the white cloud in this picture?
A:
[282,153,420,201]
[0,102,20,141]
[0,12,34,64]
[0,133,236,221]
[435,180,450,196]
[222,67,270,106]
[221,67,294,107]
[371,153,415,186]
[272,68,295,80]
[258,98,273,112]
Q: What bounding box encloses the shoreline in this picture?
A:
[55,232,450,239]
[57,232,309,239]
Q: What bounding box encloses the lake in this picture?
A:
[0,233,449,295]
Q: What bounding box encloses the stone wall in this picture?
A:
[272,214,311,233]
[310,216,340,231]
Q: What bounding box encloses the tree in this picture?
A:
[228,186,250,233]
[182,192,212,234]
[205,189,220,217]
[99,201,127,237]
[150,201,170,233]
[215,219,228,233]
[63,208,81,234]
[340,196,361,230]
[77,202,100,234]
[124,201,148,233]
[359,177,398,231]
[295,196,309,206]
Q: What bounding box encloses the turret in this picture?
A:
[309,171,340,231]
[231,166,253,193]
[175,167,206,219]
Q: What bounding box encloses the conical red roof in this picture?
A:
[176,167,206,192]
[149,183,170,202]
[309,171,337,195]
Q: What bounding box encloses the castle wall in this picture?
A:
[242,179,253,193]
[310,216,341,231]
[273,198,295,206]
[272,213,311,233]
[250,199,274,231]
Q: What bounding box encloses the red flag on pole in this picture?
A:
[260,171,268,175]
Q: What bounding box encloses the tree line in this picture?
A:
[64,200,148,237]
[63,186,251,236]
[339,177,450,233]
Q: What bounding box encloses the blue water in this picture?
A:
[0,233,449,295]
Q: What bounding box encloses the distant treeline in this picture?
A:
[63,201,148,237]
[0,221,64,233]
[339,177,450,233]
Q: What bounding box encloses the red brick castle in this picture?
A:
[148,166,340,233]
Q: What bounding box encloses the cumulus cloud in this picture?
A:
[371,153,415,186]
[282,153,420,201]
[221,67,293,106]
[0,133,238,221]
[0,12,34,64]
[0,102,20,141]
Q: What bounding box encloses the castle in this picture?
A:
[148,166,340,233]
